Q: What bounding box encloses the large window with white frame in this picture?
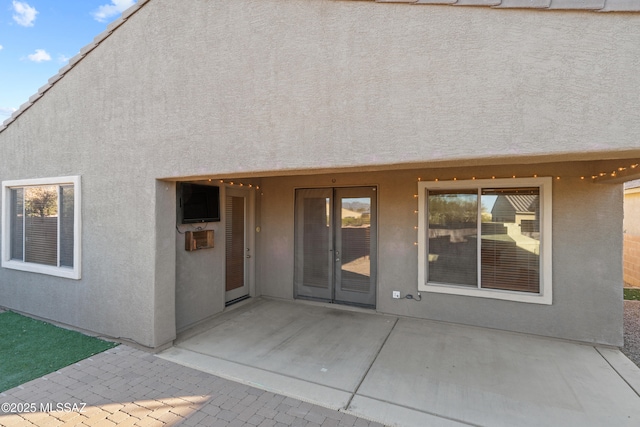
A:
[417,177,551,304]
[2,176,81,279]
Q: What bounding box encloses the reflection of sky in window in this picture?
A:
[345,198,370,204]
[482,195,497,212]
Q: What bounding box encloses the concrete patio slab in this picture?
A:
[160,346,355,410]
[168,299,397,392]
[160,298,640,427]
[356,318,640,426]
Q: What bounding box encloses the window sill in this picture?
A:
[419,282,552,305]
[1,260,80,280]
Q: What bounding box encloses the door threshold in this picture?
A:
[291,296,377,314]
[225,294,250,307]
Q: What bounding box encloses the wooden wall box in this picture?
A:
[185,230,214,251]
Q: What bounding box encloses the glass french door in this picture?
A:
[294,187,377,308]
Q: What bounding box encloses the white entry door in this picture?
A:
[225,187,253,304]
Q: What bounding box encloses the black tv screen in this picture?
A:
[180,183,220,224]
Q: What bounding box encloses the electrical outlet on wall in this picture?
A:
[392,291,401,299]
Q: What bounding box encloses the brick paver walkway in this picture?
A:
[0,345,385,427]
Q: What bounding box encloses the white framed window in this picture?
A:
[2,176,81,279]
[418,177,551,304]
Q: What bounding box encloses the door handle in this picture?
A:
[246,255,251,259]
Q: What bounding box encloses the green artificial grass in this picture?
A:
[0,311,118,392]
[624,288,640,301]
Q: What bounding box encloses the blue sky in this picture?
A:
[0,0,137,121]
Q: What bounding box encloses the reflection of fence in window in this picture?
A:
[10,185,74,268]
[427,191,479,287]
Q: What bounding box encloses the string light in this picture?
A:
[410,161,640,183]
[589,162,640,181]
[210,179,261,191]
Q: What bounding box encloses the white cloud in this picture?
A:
[92,0,136,23]
[12,1,38,27]
[27,49,51,62]
[0,45,3,51]
[0,107,17,118]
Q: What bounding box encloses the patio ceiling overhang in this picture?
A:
[160,154,640,186]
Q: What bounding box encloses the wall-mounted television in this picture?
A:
[179,183,220,224]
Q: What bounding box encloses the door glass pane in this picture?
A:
[10,188,24,261]
[302,197,331,288]
[226,196,245,291]
[427,190,478,286]
[481,188,540,293]
[24,186,58,266]
[340,197,371,293]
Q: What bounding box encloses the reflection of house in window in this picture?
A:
[484,192,540,292]
[420,181,549,300]
[491,194,540,238]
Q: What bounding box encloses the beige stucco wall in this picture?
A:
[257,162,624,346]
[0,0,637,347]
[7,0,640,174]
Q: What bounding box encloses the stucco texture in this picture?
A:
[257,163,624,346]
[0,0,636,347]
